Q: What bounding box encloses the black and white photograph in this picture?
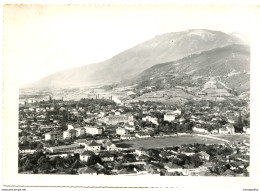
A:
[2,3,260,190]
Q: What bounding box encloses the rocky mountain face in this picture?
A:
[24,29,247,89]
[132,44,250,95]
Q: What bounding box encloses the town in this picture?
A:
[18,94,250,176]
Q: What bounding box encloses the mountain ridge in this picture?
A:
[22,29,248,89]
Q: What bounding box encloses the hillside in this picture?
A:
[133,44,250,95]
[23,29,246,88]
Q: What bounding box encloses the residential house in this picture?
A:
[199,151,210,161]
[116,127,128,135]
[135,132,151,139]
[142,116,158,125]
[106,142,117,151]
[125,126,135,132]
[80,150,94,162]
[164,112,176,122]
[85,141,101,152]
[100,152,115,162]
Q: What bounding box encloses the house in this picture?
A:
[164,112,176,122]
[100,152,115,162]
[193,126,208,134]
[63,129,77,139]
[85,141,101,152]
[199,151,210,161]
[45,130,63,141]
[219,125,235,134]
[142,116,158,125]
[219,127,228,134]
[226,125,235,134]
[80,150,95,162]
[135,132,151,139]
[84,126,103,135]
[116,127,128,135]
[125,126,135,132]
[78,167,97,175]
[106,142,117,151]
[120,134,135,140]
[173,110,182,115]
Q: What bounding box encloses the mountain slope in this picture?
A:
[134,44,250,94]
[24,29,246,88]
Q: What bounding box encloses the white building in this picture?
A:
[85,141,101,152]
[164,113,176,122]
[173,110,182,115]
[142,116,158,125]
[80,151,94,162]
[63,129,77,139]
[125,126,135,132]
[193,127,208,134]
[75,128,85,137]
[84,126,103,135]
[45,130,63,141]
[116,127,128,135]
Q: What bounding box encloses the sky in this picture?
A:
[3,5,257,85]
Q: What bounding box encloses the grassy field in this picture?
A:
[117,135,227,149]
[212,134,250,143]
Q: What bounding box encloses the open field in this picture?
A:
[212,134,249,143]
[117,135,227,149]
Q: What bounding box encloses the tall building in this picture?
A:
[45,130,63,141]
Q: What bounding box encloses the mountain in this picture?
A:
[23,29,247,88]
[133,44,250,94]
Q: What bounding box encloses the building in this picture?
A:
[120,134,135,140]
[219,125,235,134]
[80,150,95,162]
[63,129,77,139]
[47,144,81,153]
[85,141,101,152]
[164,112,176,122]
[142,116,158,125]
[84,126,103,135]
[125,126,135,132]
[106,142,117,151]
[105,114,134,125]
[100,152,115,162]
[199,151,210,161]
[116,127,128,135]
[45,130,63,141]
[75,128,85,137]
[219,127,228,134]
[226,125,235,134]
[173,110,182,115]
[193,126,208,134]
[135,132,151,139]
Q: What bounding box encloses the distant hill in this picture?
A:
[132,44,250,95]
[23,29,247,88]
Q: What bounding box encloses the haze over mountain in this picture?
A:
[23,29,248,88]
